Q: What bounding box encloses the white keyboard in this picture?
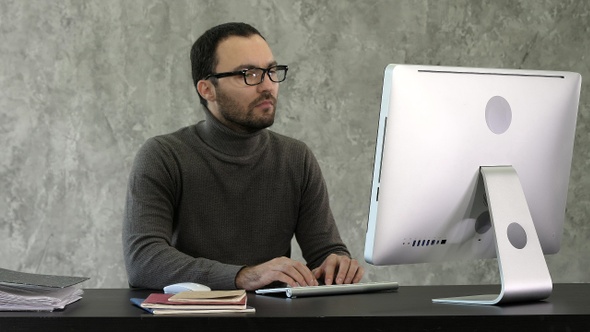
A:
[255,281,399,298]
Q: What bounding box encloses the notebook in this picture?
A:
[255,281,399,298]
[0,268,88,288]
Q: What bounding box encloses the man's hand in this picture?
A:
[312,253,364,285]
[235,257,319,291]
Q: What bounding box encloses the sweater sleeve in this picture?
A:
[294,145,351,269]
[122,138,243,290]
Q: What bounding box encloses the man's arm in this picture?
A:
[122,138,242,289]
[294,146,364,284]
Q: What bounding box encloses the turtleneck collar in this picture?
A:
[195,109,269,158]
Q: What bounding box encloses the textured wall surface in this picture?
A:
[1,0,589,288]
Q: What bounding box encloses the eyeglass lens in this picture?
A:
[245,67,287,85]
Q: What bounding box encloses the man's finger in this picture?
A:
[334,257,350,285]
[322,256,339,285]
[276,258,315,286]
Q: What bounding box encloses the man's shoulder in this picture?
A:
[134,125,199,163]
[147,125,198,148]
[267,130,308,150]
[265,130,319,166]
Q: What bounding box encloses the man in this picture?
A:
[123,22,364,290]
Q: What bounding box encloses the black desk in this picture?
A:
[2,284,590,332]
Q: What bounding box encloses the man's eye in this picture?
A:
[245,70,259,78]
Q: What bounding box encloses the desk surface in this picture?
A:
[2,284,590,332]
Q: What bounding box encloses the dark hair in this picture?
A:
[190,22,265,108]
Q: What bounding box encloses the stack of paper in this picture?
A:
[132,290,255,315]
[0,283,83,311]
[0,268,88,312]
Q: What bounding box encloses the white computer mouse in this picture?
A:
[163,282,211,294]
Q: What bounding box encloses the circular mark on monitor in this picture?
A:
[507,222,527,249]
[485,96,512,134]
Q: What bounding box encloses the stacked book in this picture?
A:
[132,289,255,315]
[0,268,88,312]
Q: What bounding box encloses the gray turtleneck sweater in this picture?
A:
[122,113,350,290]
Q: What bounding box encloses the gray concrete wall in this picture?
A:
[1,0,588,288]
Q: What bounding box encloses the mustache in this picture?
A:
[249,92,277,108]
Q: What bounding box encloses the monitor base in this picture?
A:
[433,166,553,305]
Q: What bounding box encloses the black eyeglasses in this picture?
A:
[205,65,289,86]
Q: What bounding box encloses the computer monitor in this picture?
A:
[364,64,582,305]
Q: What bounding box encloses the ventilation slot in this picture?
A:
[404,239,447,247]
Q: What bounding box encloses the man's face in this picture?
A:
[208,35,280,133]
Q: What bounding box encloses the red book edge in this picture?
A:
[143,293,247,306]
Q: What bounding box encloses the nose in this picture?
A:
[256,72,277,93]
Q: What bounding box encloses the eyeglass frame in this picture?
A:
[204,65,289,86]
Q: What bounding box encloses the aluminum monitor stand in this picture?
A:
[433,166,553,305]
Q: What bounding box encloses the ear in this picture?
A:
[197,80,216,102]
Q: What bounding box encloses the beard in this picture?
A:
[215,88,277,133]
